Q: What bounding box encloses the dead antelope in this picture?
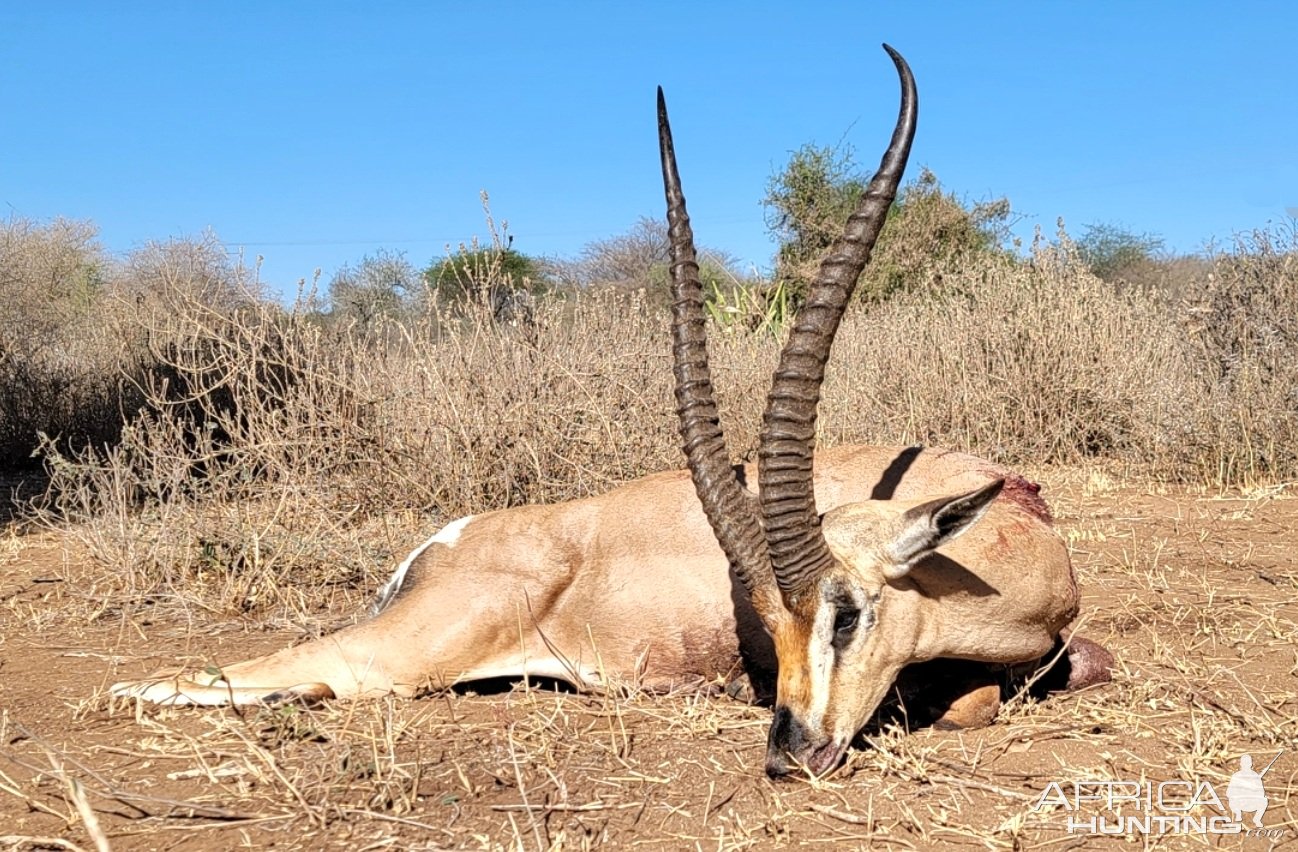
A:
[112,45,1111,779]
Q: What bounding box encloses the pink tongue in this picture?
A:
[809,742,841,776]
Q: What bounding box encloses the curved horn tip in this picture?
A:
[881,43,912,74]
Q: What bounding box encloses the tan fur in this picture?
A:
[932,682,1002,730]
[751,480,1077,774]
[111,444,1077,709]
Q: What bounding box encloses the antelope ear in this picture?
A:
[882,479,1004,579]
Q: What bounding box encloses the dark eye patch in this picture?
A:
[833,607,860,634]
[831,605,861,653]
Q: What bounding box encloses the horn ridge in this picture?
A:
[759,45,919,599]
[659,87,773,598]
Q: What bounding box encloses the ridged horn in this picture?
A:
[759,44,918,600]
[658,87,774,597]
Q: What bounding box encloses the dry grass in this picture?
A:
[22,222,1296,618]
[34,286,690,617]
[1183,223,1298,485]
[3,213,1298,847]
[821,236,1200,471]
[3,476,1296,849]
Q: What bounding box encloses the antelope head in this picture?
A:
[660,45,1006,778]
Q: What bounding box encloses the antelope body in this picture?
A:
[112,45,1110,778]
[111,446,1073,699]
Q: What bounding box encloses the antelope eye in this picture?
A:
[833,607,860,635]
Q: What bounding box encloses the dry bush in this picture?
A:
[553,216,746,293]
[116,229,261,313]
[818,222,1298,485]
[32,258,782,617]
[0,217,137,469]
[34,220,1298,616]
[0,217,103,342]
[767,163,1012,303]
[858,169,1015,301]
[38,287,695,615]
[1114,254,1212,303]
[1182,224,1298,484]
[0,222,264,472]
[819,234,1205,471]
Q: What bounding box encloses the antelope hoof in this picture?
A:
[723,674,758,705]
[931,682,1001,730]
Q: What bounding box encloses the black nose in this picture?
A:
[765,705,813,778]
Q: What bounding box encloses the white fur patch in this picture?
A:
[372,515,474,614]
[429,514,473,548]
[805,603,834,729]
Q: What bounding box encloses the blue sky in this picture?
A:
[3,3,1295,299]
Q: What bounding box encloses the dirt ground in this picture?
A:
[2,469,1296,850]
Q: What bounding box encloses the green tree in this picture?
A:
[424,243,548,305]
[1076,222,1165,283]
[763,142,866,300]
[763,143,1012,301]
[867,169,1013,298]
